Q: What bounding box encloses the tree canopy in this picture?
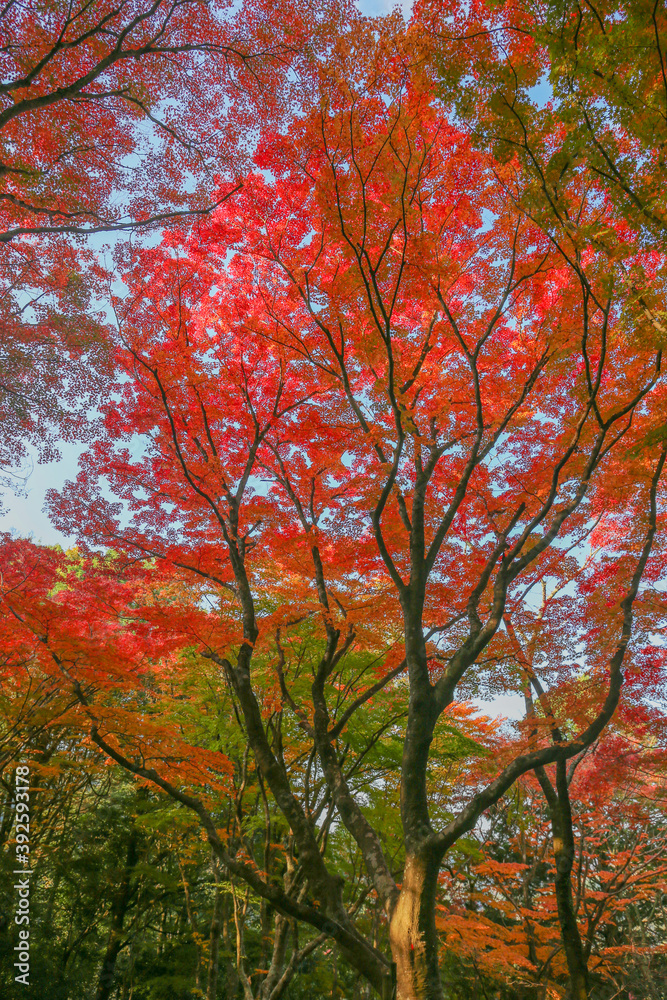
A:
[2,3,667,1000]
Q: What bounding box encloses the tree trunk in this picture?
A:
[553,838,589,1000]
[536,761,589,1000]
[389,852,443,1000]
[221,891,240,999]
[179,856,203,994]
[206,854,224,1000]
[94,926,124,997]
[94,828,138,1000]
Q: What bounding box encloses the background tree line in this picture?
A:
[1,645,665,998]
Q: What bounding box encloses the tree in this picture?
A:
[415,0,667,341]
[32,15,667,998]
[437,754,667,1000]
[0,0,331,244]
[0,0,344,500]
[0,538,349,997]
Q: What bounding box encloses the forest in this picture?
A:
[1,1,666,998]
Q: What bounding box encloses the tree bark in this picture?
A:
[206,853,224,1000]
[536,761,589,1000]
[389,852,443,1000]
[221,892,241,1000]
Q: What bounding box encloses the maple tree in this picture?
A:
[438,754,667,999]
[437,633,667,999]
[26,13,664,999]
[0,0,344,500]
[0,538,372,996]
[3,5,667,1000]
[0,0,330,244]
[416,0,667,344]
[500,482,667,999]
[509,0,667,248]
